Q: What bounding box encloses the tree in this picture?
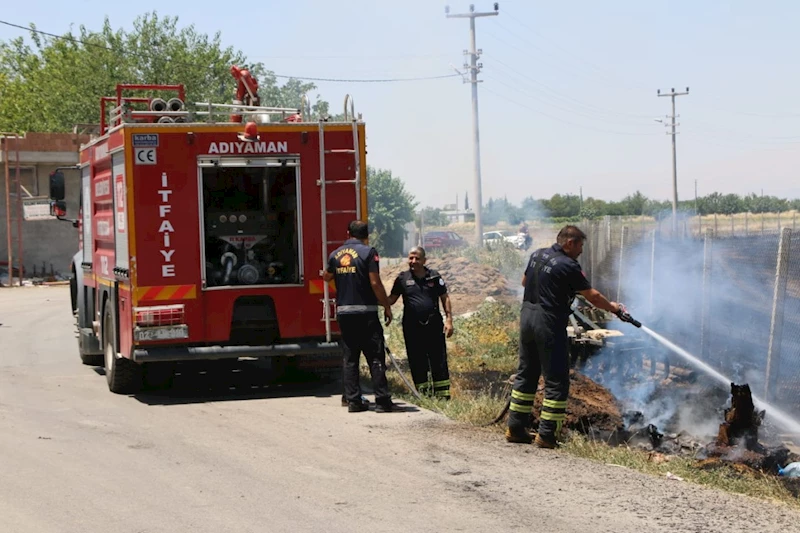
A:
[367,167,417,256]
[418,207,449,228]
[521,196,546,220]
[482,196,525,225]
[620,191,648,216]
[0,13,334,132]
[542,194,581,218]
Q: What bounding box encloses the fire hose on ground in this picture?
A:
[384,340,421,400]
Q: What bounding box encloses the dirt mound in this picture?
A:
[532,370,624,433]
[381,255,516,313]
[490,370,623,433]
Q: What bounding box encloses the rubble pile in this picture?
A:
[380,255,516,312]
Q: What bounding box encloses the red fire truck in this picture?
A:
[49,68,365,394]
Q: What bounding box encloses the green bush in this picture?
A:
[452,300,520,362]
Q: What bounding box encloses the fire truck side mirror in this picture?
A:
[49,171,66,201]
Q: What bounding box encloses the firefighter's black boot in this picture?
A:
[348,398,370,413]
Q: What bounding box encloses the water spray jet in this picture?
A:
[641,326,800,436]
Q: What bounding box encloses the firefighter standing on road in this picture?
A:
[323,221,395,413]
[506,225,623,448]
[388,247,454,399]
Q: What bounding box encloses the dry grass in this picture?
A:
[564,434,800,509]
[372,293,800,507]
[381,301,517,427]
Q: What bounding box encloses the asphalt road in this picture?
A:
[1,286,799,533]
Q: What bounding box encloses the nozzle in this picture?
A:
[616,310,642,328]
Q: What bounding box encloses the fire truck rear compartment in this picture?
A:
[200,159,300,288]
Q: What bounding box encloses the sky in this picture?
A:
[1,0,799,208]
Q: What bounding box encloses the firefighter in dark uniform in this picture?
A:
[506,225,623,448]
[323,220,395,413]
[388,246,454,399]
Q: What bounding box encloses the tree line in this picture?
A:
[475,191,800,226]
[0,13,341,132]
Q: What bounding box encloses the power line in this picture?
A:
[481,84,659,137]
[484,54,654,122]
[271,73,460,83]
[482,22,646,96]
[482,73,657,133]
[0,19,459,84]
[500,7,653,92]
[248,53,451,61]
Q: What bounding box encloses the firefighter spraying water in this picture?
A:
[48,66,367,394]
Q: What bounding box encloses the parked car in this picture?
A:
[423,231,468,249]
[483,230,528,250]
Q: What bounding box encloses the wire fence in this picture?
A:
[581,215,800,415]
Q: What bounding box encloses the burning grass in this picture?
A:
[377,296,800,507]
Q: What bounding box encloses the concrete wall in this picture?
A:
[1,133,89,278]
[401,221,419,257]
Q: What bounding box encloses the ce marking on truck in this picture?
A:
[135,148,157,165]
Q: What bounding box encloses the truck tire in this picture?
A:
[70,267,78,315]
[104,306,142,394]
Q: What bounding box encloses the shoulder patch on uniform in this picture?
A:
[439,278,445,286]
[374,253,380,262]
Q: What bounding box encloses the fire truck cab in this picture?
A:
[51,71,365,394]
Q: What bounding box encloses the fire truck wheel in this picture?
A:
[104,307,142,394]
[70,271,78,316]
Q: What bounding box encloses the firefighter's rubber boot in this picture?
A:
[348,399,370,413]
[505,426,533,444]
[534,434,558,449]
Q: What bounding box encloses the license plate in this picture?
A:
[134,325,189,342]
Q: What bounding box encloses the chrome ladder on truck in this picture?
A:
[318,95,362,342]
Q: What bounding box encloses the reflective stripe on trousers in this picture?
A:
[337,305,379,314]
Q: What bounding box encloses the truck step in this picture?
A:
[324,149,356,154]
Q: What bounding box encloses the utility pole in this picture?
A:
[446,3,499,245]
[657,87,689,234]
